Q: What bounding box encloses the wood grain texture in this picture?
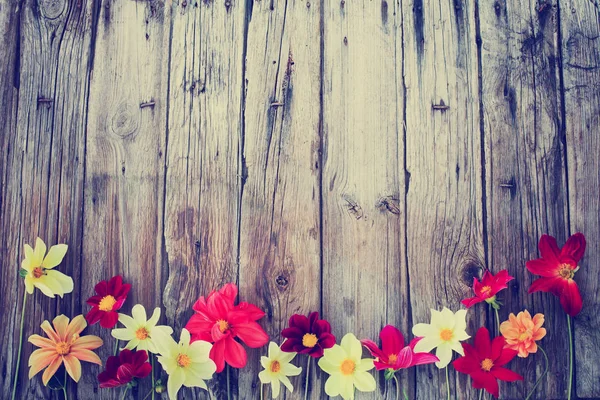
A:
[560,0,600,397]
[479,0,571,398]
[238,0,322,398]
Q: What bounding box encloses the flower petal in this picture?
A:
[29,334,56,349]
[526,259,558,278]
[42,356,63,386]
[234,321,269,348]
[491,366,523,382]
[65,315,87,339]
[112,328,135,341]
[538,235,560,263]
[528,276,565,296]
[435,343,453,369]
[52,315,70,341]
[45,270,74,295]
[380,325,404,355]
[40,320,60,343]
[560,279,583,317]
[41,244,68,269]
[64,355,82,382]
[131,304,148,324]
[354,370,376,392]
[340,333,362,361]
[167,367,186,400]
[560,233,586,262]
[70,349,103,365]
[223,337,247,369]
[33,238,47,267]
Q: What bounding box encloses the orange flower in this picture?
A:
[28,315,103,385]
[499,310,546,358]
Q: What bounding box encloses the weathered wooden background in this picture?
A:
[1,0,599,398]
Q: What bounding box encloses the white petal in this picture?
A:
[268,342,280,358]
[167,367,185,400]
[131,304,148,324]
[147,307,161,328]
[324,374,341,396]
[41,244,68,269]
[454,309,468,331]
[112,328,135,341]
[341,333,362,361]
[271,379,281,398]
[412,323,433,337]
[435,343,453,369]
[413,335,441,353]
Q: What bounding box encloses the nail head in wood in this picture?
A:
[140,101,155,109]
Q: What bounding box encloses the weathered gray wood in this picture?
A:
[238,0,322,398]
[321,1,407,398]
[560,0,600,397]
[161,0,245,398]
[402,0,486,397]
[478,0,571,398]
[79,0,170,399]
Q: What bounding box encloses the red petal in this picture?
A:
[452,355,479,374]
[491,367,523,382]
[526,259,559,278]
[560,233,586,262]
[210,340,226,373]
[280,338,301,352]
[185,314,214,338]
[318,333,336,349]
[115,364,135,384]
[380,325,404,355]
[105,356,121,375]
[281,327,304,340]
[108,275,122,294]
[374,360,393,370]
[560,279,583,317]
[474,327,491,357]
[94,280,108,296]
[118,283,132,298]
[312,319,332,336]
[539,235,560,263]
[490,336,505,361]
[235,302,265,321]
[360,339,385,360]
[395,346,413,369]
[528,276,565,296]
[233,321,269,348]
[134,363,152,379]
[288,314,310,332]
[461,296,484,308]
[224,337,248,369]
[472,371,499,398]
[411,352,439,367]
[86,295,103,306]
[494,348,517,367]
[85,308,103,325]
[100,311,119,329]
[219,283,238,303]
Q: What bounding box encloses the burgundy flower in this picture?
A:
[86,276,131,328]
[97,349,152,388]
[281,312,336,358]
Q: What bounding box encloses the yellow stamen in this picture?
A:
[270,360,281,373]
[340,359,356,375]
[558,264,575,279]
[481,358,494,372]
[32,267,44,279]
[480,285,492,298]
[302,333,318,348]
[56,342,71,355]
[135,327,149,340]
[439,328,453,342]
[217,319,229,333]
[177,353,192,368]
[388,354,398,364]
[98,295,117,312]
[518,331,531,341]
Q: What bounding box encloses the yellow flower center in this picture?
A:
[439,328,453,342]
[98,295,117,311]
[56,341,71,355]
[302,333,318,348]
[480,358,494,372]
[518,331,531,341]
[176,353,192,368]
[32,267,45,279]
[340,359,356,375]
[388,354,398,364]
[135,327,149,340]
[558,264,575,279]
[217,319,229,333]
[480,285,492,298]
[270,360,281,373]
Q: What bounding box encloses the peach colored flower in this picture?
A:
[28,315,103,385]
[499,310,546,358]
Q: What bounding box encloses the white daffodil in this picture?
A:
[21,238,72,298]
[155,328,216,399]
[258,342,302,398]
[111,304,173,353]
[412,307,470,368]
[318,333,376,400]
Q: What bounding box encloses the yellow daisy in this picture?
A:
[259,342,302,398]
[21,238,72,298]
[111,304,173,354]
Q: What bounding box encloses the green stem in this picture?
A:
[393,374,400,400]
[10,291,27,400]
[494,308,501,333]
[114,339,120,356]
[304,356,311,400]
[121,386,129,400]
[525,345,549,400]
[403,388,409,400]
[151,353,155,400]
[227,364,231,400]
[63,368,68,400]
[445,366,450,400]
[567,315,573,400]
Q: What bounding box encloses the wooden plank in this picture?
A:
[79,0,170,398]
[560,0,600,396]
[402,0,486,397]
[322,1,407,398]
[478,0,571,398]
[0,0,94,398]
[161,0,245,398]
[238,0,322,398]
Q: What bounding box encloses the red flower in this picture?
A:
[185,283,269,372]
[526,233,585,316]
[86,276,131,328]
[361,325,439,372]
[453,327,523,398]
[461,270,514,309]
[97,349,152,388]
[280,312,336,358]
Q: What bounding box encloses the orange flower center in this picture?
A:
[135,327,149,340]
[340,359,356,375]
[217,319,229,333]
[270,360,281,373]
[388,354,398,364]
[32,267,44,279]
[56,341,71,355]
[302,333,318,348]
[98,295,117,311]
[518,331,531,341]
[480,358,494,372]
[558,264,575,279]
[439,328,453,342]
[480,285,492,298]
[176,353,192,368]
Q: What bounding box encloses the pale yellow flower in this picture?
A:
[259,342,302,398]
[155,328,216,399]
[318,333,376,400]
[21,237,72,298]
[412,307,470,368]
[111,304,173,353]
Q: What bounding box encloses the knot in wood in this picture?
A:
[40,0,67,19]
[111,101,140,138]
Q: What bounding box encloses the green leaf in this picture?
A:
[19,269,28,278]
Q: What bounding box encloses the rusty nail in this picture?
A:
[499,183,514,188]
[140,101,156,109]
[37,97,54,104]
[432,104,450,110]
[270,102,284,107]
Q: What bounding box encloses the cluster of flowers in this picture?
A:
[12,232,586,399]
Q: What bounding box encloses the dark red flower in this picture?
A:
[97,349,152,388]
[526,233,585,316]
[361,325,438,372]
[86,276,131,328]
[462,270,514,309]
[453,327,523,398]
[185,283,269,373]
[280,312,336,358]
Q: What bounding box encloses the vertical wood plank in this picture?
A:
[162,0,245,398]
[322,1,407,398]
[402,0,486,397]
[478,0,571,398]
[80,0,170,398]
[560,0,600,397]
[0,0,94,398]
[238,0,322,398]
